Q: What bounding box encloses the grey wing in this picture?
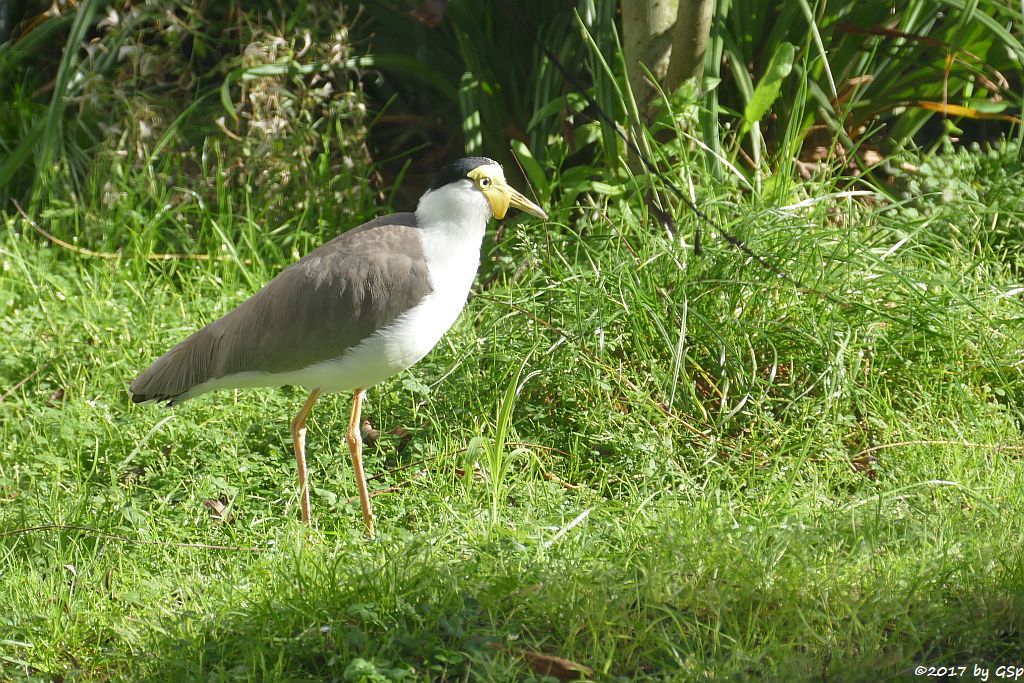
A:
[129,218,431,403]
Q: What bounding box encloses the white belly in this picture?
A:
[288,277,476,392]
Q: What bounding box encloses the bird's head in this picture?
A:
[424,157,547,222]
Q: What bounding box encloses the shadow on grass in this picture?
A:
[126,501,1024,682]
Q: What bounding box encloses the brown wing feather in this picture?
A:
[129,213,431,404]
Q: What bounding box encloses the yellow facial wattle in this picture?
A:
[468,165,547,221]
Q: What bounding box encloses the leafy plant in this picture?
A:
[707,0,1024,176]
[342,657,413,682]
[463,355,538,532]
[896,139,1024,260]
[346,0,622,182]
[1,0,375,251]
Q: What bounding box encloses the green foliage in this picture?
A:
[741,41,795,134]
[462,355,538,532]
[342,657,413,682]
[349,0,622,176]
[0,3,88,202]
[893,139,1024,264]
[0,0,375,243]
[709,0,1024,175]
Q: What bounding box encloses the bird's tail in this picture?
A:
[129,329,218,406]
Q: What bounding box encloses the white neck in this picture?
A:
[415,179,492,243]
[415,180,491,280]
[373,179,490,368]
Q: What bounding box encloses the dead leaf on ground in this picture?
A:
[361,419,381,447]
[203,497,230,523]
[491,644,594,681]
[917,100,1020,123]
[454,463,485,481]
[850,454,878,480]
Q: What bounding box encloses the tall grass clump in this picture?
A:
[1,0,376,258]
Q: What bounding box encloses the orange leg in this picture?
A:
[346,387,375,536]
[290,388,321,525]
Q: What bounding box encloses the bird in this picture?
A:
[129,157,547,535]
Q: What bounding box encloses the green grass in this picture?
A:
[2,151,1024,681]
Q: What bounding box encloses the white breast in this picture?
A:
[323,182,489,390]
[303,216,484,392]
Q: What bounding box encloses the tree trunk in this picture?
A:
[665,0,715,89]
[621,0,678,115]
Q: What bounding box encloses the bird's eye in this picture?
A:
[478,177,491,188]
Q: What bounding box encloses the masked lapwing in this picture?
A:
[130,157,547,535]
